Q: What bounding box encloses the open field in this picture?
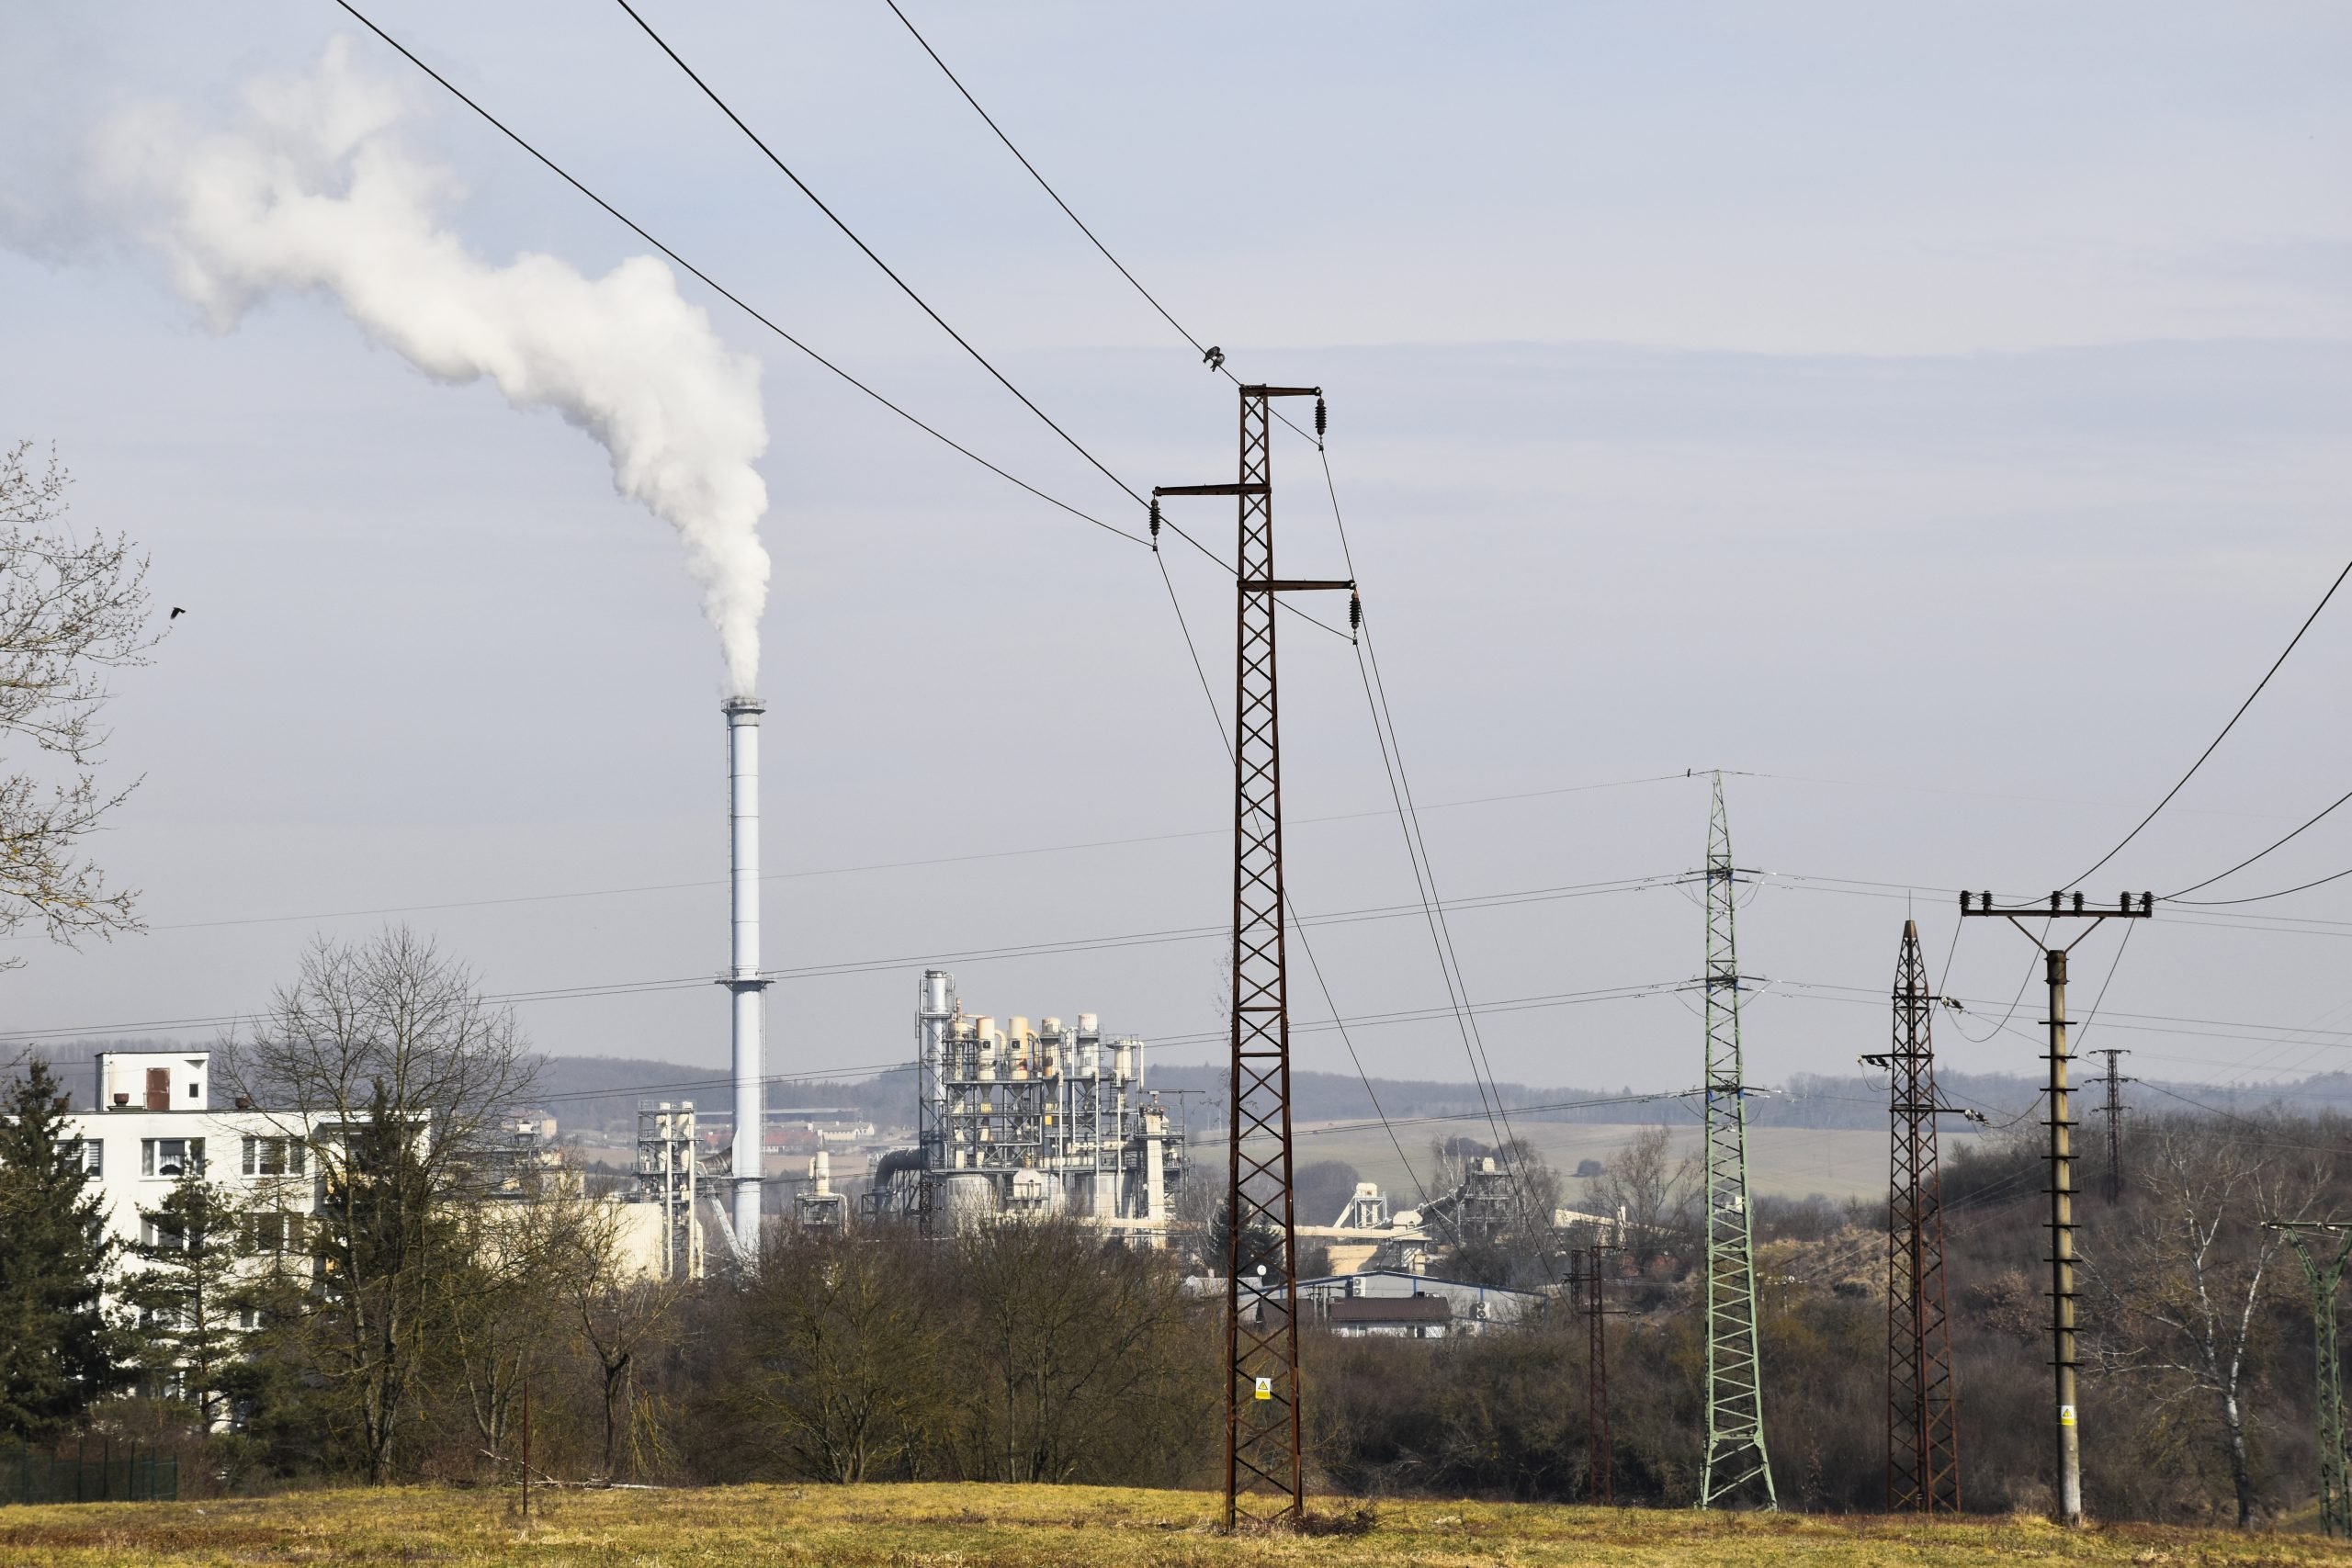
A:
[1298,1121,1917,1208]
[5,1483,2348,1567]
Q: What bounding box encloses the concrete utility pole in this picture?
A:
[1157,384,1351,1530]
[1959,890,2153,1527]
[2266,1222,2352,1537]
[2086,1048,2132,1204]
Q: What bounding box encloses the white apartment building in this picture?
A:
[65,1048,328,1271]
[66,1048,674,1291]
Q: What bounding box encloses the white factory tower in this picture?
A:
[721,694,771,1256]
[915,970,1180,1234]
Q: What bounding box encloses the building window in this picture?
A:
[141,1137,205,1178]
[73,1139,102,1177]
[242,1136,304,1177]
[141,1216,187,1251]
[243,1211,305,1257]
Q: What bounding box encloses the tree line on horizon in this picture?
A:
[0,929,2346,1530]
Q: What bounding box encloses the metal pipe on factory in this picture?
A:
[722,695,771,1256]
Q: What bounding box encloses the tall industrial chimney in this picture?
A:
[722,695,771,1254]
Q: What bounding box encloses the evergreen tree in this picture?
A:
[121,1168,250,1427]
[0,1056,126,1436]
[216,1239,331,1480]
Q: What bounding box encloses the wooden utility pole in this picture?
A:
[520,1359,533,1519]
[1959,890,2152,1526]
[1569,1243,1621,1504]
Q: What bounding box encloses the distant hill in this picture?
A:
[530,1052,2352,1138]
[528,1055,913,1134]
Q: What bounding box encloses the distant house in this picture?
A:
[1297,1269,1538,1337]
[1322,1295,1452,1338]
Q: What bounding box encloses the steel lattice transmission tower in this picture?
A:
[2268,1223,2352,1537]
[1697,772,1776,1509]
[1876,920,1960,1513]
[2086,1048,2132,1204]
[1156,384,1350,1529]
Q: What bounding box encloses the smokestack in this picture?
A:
[723,695,771,1254]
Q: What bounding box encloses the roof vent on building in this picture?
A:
[234,1097,254,1111]
[51,1097,69,1112]
[112,1093,129,1108]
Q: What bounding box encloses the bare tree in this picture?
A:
[2089,1115,2330,1528]
[950,1221,1204,1483]
[0,441,165,957]
[1599,1123,1697,1268]
[726,1228,944,1483]
[220,928,537,1483]
[446,1182,603,1478]
[571,1230,685,1483]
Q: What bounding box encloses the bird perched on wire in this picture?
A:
[168,606,187,619]
[1203,345,1225,372]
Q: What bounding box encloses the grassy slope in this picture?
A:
[5,1483,2348,1567]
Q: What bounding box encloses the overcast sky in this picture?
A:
[4,3,2351,1122]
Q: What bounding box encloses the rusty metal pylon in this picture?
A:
[1156,384,1350,1529]
[1880,919,1960,1513]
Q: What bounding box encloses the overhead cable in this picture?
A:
[326,0,1146,547]
[611,0,1145,513]
[2165,784,2352,899]
[608,0,1351,638]
[2070,554,2352,886]
[2171,863,2352,908]
[879,0,1212,364]
[876,0,1319,453]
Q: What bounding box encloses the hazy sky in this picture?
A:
[4,3,2351,1122]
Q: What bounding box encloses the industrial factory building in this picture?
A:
[886,970,1182,1237]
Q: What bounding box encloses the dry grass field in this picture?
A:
[5,1483,2348,1568]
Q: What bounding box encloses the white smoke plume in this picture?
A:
[93,39,772,693]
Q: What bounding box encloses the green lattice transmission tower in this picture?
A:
[2269,1223,2352,1538]
[1698,772,1776,1509]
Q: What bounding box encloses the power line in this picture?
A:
[2166,784,2352,899]
[326,0,1147,549]
[2071,555,2352,886]
[29,869,2352,1059]
[2070,919,2138,1051]
[19,771,1687,943]
[878,0,1211,364]
[876,0,1324,459]
[1295,403,1548,1255]
[526,1058,910,1110]
[1189,1089,1702,1149]
[605,0,1357,644]
[1153,979,1686,1051]
[610,0,1145,514]
[1349,616,1558,1268]
[2172,862,2352,908]
[0,875,1676,1046]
